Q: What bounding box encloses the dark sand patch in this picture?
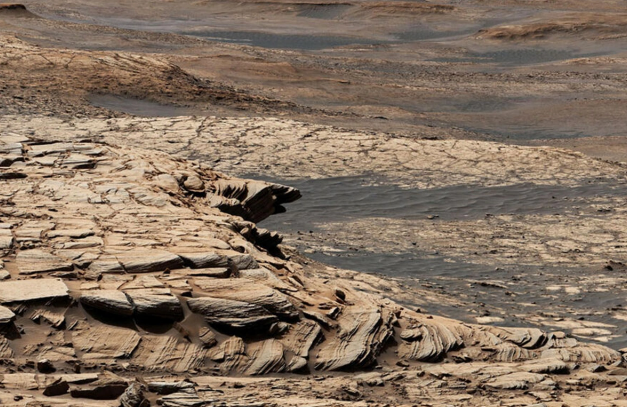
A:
[89,95,197,117]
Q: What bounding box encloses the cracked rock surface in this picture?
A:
[0,132,626,406]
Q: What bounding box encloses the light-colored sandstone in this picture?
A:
[0,278,69,303]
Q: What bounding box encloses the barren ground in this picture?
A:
[2,0,627,405]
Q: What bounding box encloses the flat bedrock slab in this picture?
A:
[16,249,73,275]
[0,278,69,303]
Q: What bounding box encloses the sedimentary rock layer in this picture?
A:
[0,133,624,406]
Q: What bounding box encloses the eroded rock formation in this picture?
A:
[0,133,625,406]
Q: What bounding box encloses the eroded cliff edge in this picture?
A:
[0,133,626,407]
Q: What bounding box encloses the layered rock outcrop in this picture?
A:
[0,133,624,405]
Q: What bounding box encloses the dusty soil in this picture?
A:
[2,0,627,405]
[3,0,627,146]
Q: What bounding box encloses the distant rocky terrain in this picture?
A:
[3,0,627,405]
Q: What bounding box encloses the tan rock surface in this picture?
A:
[2,0,627,402]
[5,114,624,190]
[0,278,69,303]
[1,132,625,405]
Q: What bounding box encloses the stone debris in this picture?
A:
[0,134,624,405]
[119,382,148,407]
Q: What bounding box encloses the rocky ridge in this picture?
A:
[1,132,626,406]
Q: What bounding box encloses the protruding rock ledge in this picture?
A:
[0,279,69,303]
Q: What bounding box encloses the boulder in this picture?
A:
[131,335,206,373]
[147,380,195,395]
[208,179,300,223]
[245,339,286,375]
[199,327,218,348]
[69,372,128,399]
[36,358,55,373]
[120,382,149,407]
[315,309,390,371]
[80,290,134,316]
[0,232,13,250]
[43,378,69,397]
[486,372,546,390]
[126,290,183,320]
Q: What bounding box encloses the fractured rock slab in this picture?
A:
[279,320,321,358]
[125,289,183,320]
[132,335,206,372]
[0,278,69,303]
[398,323,464,362]
[315,309,388,371]
[112,250,184,274]
[72,324,141,362]
[80,290,134,316]
[0,229,13,250]
[16,249,73,275]
[245,339,286,375]
[193,278,299,320]
[188,296,278,331]
[0,134,623,406]
[69,372,128,400]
